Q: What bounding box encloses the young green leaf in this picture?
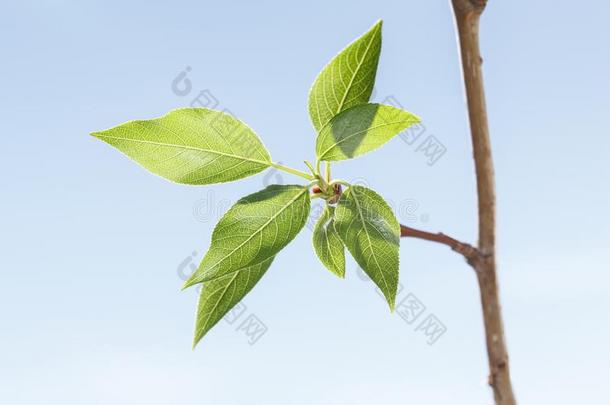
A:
[91,108,272,185]
[308,20,382,133]
[193,256,274,348]
[312,205,346,278]
[184,185,311,288]
[316,103,420,161]
[334,185,400,310]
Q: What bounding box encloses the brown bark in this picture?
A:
[400,225,480,264]
[451,1,516,403]
[398,1,517,403]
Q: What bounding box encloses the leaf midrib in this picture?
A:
[93,133,271,167]
[350,188,391,297]
[321,212,341,273]
[325,226,342,273]
[197,270,241,340]
[335,27,379,115]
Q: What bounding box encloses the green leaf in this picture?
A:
[184,185,311,287]
[316,103,420,161]
[312,205,345,278]
[91,108,272,185]
[193,256,274,348]
[308,20,382,133]
[334,185,400,310]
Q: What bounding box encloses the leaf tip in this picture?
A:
[181,279,195,291]
[326,270,345,279]
[192,335,202,351]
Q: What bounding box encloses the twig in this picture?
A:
[399,225,481,264]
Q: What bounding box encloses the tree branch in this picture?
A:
[450,1,517,404]
[399,225,480,264]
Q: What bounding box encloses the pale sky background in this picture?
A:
[1,0,609,404]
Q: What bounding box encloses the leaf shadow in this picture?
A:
[329,104,379,158]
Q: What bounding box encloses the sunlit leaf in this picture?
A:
[193,257,274,347]
[184,185,310,287]
[316,103,420,161]
[334,185,400,309]
[92,108,271,185]
[308,20,382,133]
[312,205,345,278]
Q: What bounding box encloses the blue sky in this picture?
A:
[1,1,609,404]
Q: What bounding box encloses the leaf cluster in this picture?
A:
[92,20,420,347]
